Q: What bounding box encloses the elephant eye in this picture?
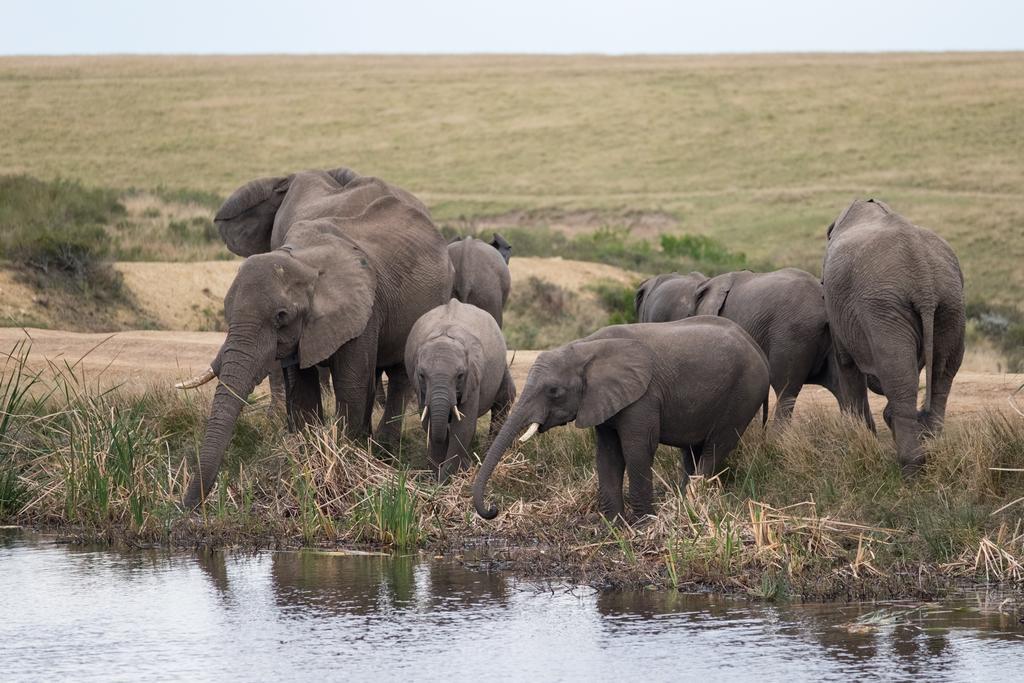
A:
[546,385,565,400]
[274,309,290,327]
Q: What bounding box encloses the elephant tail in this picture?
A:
[919,303,936,417]
[761,393,769,428]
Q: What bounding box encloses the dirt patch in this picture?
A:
[509,257,640,291]
[469,209,679,240]
[115,261,239,330]
[1,327,1019,427]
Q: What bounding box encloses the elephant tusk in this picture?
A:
[175,367,215,390]
[519,422,540,443]
[453,405,464,421]
[426,423,431,442]
[421,406,428,424]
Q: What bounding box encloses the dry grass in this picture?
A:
[2,340,1023,599]
[0,54,1021,307]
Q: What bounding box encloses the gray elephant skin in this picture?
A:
[448,234,512,326]
[405,299,516,481]
[822,199,965,471]
[473,317,770,521]
[635,268,841,422]
[180,168,452,507]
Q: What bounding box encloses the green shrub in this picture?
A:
[0,174,124,287]
[448,223,764,277]
[589,280,639,325]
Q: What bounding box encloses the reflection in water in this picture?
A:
[1,530,1021,682]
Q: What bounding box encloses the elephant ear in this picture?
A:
[286,225,377,369]
[489,233,512,264]
[574,339,654,428]
[694,272,736,316]
[634,277,654,320]
[325,167,360,187]
[215,175,292,257]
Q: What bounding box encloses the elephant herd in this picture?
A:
[176,168,965,522]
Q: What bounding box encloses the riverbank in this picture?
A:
[2,343,1023,601]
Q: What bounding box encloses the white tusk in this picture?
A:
[421,406,428,424]
[519,422,540,443]
[453,405,464,421]
[426,423,431,442]
[175,367,215,390]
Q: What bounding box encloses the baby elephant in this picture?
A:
[473,317,770,522]
[635,268,840,422]
[448,234,512,326]
[406,299,517,481]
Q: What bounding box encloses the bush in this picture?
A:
[966,300,1024,372]
[447,223,763,277]
[0,175,124,287]
[589,280,639,325]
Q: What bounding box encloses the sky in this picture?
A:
[1,0,1021,55]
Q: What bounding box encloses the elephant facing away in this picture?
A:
[822,199,965,472]
[448,234,512,326]
[177,187,453,508]
[405,299,516,481]
[473,317,770,522]
[635,268,841,422]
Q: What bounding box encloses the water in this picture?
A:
[1,530,1022,682]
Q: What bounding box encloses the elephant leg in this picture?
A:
[874,347,927,472]
[374,368,387,409]
[375,364,408,448]
[268,364,287,414]
[920,321,965,436]
[835,356,876,433]
[769,348,816,424]
[594,425,626,521]
[695,428,741,481]
[285,364,324,432]
[620,425,658,519]
[679,442,703,492]
[487,368,516,442]
[329,331,379,440]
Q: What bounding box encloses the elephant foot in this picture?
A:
[917,409,942,437]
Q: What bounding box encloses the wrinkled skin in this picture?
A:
[473,318,770,522]
[447,234,512,326]
[216,167,431,409]
[182,170,452,508]
[822,199,965,472]
[405,299,516,481]
[635,268,844,423]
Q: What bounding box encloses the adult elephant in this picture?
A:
[634,268,841,422]
[448,234,512,326]
[176,173,452,508]
[189,167,433,411]
[822,199,965,472]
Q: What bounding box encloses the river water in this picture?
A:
[1,529,1022,681]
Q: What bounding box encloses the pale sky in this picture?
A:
[2,0,1021,55]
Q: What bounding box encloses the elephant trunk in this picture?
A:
[425,379,454,476]
[473,401,538,520]
[183,336,267,509]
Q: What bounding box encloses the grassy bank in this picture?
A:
[2,343,1022,600]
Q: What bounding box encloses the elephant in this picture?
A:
[822,199,965,472]
[635,268,841,422]
[202,167,432,410]
[404,299,516,481]
[447,234,512,326]
[473,317,770,522]
[176,172,453,508]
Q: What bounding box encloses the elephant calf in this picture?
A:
[823,199,965,472]
[473,317,770,522]
[635,268,840,422]
[406,299,516,481]
[448,234,512,326]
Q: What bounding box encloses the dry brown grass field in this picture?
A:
[1,53,1022,308]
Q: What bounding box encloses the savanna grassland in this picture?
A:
[1,53,1023,306]
[1,54,1023,598]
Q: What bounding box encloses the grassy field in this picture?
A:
[1,53,1022,310]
